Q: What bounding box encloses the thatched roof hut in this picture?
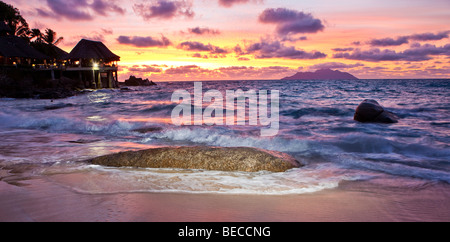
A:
[0,36,49,59]
[31,42,68,60]
[65,39,120,63]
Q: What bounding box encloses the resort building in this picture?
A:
[0,35,49,67]
[65,39,120,89]
[0,33,120,89]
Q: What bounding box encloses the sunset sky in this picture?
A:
[7,0,450,81]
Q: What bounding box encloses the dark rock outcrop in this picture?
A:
[0,70,82,99]
[88,146,302,172]
[124,76,156,86]
[282,69,358,80]
[354,99,398,123]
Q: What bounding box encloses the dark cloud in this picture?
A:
[218,0,262,8]
[409,31,450,41]
[44,0,92,20]
[178,41,229,55]
[165,65,207,75]
[188,27,220,35]
[192,53,209,59]
[369,36,409,47]
[117,35,172,47]
[133,0,194,20]
[366,31,450,47]
[333,44,450,62]
[281,36,307,42]
[245,38,326,59]
[179,41,212,51]
[38,0,125,20]
[334,49,412,62]
[259,8,325,36]
[402,43,450,59]
[91,0,125,16]
[332,47,354,52]
[309,62,364,70]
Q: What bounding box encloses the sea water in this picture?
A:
[0,79,449,195]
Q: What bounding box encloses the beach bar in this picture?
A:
[65,39,120,89]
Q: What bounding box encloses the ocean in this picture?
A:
[0,79,449,221]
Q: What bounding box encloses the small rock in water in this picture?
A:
[88,146,302,172]
[354,99,398,123]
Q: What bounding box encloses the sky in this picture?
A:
[6,0,450,81]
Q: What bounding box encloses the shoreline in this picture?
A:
[1,173,449,222]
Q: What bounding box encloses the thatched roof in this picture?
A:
[66,39,120,62]
[31,42,69,60]
[0,36,49,59]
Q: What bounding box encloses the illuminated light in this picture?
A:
[93,63,99,69]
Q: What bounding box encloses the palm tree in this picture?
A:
[43,28,63,46]
[30,28,44,43]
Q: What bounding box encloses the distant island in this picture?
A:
[282,69,359,80]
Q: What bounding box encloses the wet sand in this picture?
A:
[1,173,449,222]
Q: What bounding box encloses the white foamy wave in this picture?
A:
[44,163,365,195]
[0,110,139,136]
[148,127,311,153]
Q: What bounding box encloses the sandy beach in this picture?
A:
[1,170,449,222]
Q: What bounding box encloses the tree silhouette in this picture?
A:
[0,1,30,38]
[43,28,64,46]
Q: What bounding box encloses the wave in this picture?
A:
[147,126,312,154]
[45,163,365,195]
[0,110,138,136]
[146,127,450,183]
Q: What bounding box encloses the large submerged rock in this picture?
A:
[88,146,302,172]
[354,99,399,123]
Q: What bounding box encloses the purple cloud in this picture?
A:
[128,65,163,73]
[365,31,450,47]
[369,36,409,47]
[188,27,220,35]
[334,49,412,62]
[218,0,262,8]
[409,31,450,41]
[179,41,213,51]
[259,8,325,36]
[246,38,326,59]
[334,44,450,62]
[133,0,194,20]
[309,62,364,70]
[117,35,172,47]
[178,41,229,55]
[165,65,207,75]
[332,47,354,52]
[45,0,92,20]
[39,0,125,20]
